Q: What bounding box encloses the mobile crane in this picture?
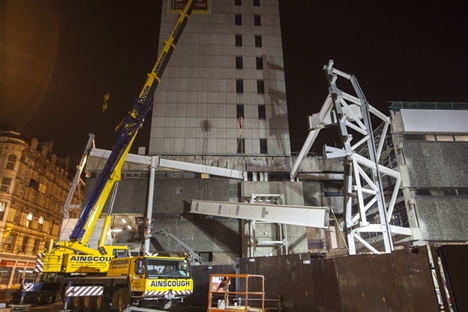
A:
[16,1,198,311]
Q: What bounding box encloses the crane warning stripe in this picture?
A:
[66,286,104,297]
[144,290,193,296]
[34,253,45,273]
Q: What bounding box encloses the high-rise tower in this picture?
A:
[149,0,290,156]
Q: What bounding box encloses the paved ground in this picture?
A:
[1,294,205,312]
[5,302,205,312]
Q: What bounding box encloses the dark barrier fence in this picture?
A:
[433,245,468,312]
[187,264,235,308]
[188,245,442,311]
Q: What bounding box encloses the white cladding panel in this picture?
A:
[401,109,468,133]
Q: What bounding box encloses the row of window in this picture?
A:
[235,3,265,155]
[235,56,263,70]
[237,138,268,154]
[3,234,42,255]
[0,202,57,234]
[235,34,262,47]
[0,267,35,286]
[403,134,468,142]
[236,104,266,120]
[0,177,67,215]
[235,0,261,7]
[236,79,265,94]
[235,14,262,26]
[3,155,71,197]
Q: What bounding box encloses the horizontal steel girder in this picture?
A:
[190,200,329,229]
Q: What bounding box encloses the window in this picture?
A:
[454,135,468,141]
[38,216,44,232]
[199,252,213,262]
[435,135,454,141]
[256,57,263,70]
[13,210,20,225]
[0,178,12,193]
[32,238,41,254]
[257,80,265,94]
[26,212,33,228]
[17,183,26,198]
[237,104,244,118]
[235,0,241,5]
[253,0,260,6]
[260,139,268,154]
[3,233,14,252]
[20,236,29,253]
[237,138,245,154]
[0,268,11,285]
[255,35,262,47]
[254,15,261,26]
[403,134,425,140]
[258,105,266,120]
[235,35,242,47]
[235,14,242,25]
[236,56,243,69]
[6,155,16,170]
[236,80,244,93]
[0,202,6,221]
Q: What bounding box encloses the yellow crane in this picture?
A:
[16,1,197,311]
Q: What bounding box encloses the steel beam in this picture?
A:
[190,200,329,229]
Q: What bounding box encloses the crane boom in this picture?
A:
[70,0,197,243]
[20,3,198,310]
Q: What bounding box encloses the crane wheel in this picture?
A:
[70,296,82,312]
[96,295,110,312]
[82,296,95,312]
[117,288,131,312]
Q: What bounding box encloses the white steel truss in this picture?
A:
[291,60,413,255]
[248,194,287,257]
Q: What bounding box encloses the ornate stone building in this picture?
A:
[0,124,83,289]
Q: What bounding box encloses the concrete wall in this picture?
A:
[398,140,468,241]
[152,219,241,264]
[84,175,317,263]
[401,141,468,188]
[415,197,468,241]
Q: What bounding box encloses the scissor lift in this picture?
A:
[207,274,265,312]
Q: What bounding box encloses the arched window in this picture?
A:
[6,155,16,170]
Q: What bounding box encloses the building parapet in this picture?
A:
[388,101,468,111]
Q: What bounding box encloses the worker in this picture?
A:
[217,276,230,292]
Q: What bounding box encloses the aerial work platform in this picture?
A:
[190,200,329,229]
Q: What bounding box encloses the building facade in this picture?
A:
[149,0,290,156]
[0,124,83,290]
[389,102,468,244]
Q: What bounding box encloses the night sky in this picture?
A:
[1,0,467,171]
